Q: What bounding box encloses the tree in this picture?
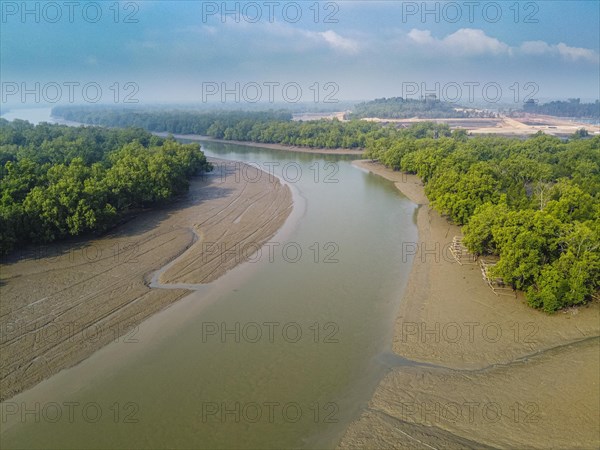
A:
[492,210,562,291]
[463,199,510,255]
[0,121,210,254]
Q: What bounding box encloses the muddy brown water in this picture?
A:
[1,137,420,449]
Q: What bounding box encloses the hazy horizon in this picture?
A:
[2,1,599,109]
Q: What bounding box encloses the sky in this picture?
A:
[1,0,599,108]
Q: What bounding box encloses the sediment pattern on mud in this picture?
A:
[0,159,293,401]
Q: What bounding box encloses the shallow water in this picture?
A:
[1,129,419,448]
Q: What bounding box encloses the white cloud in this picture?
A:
[442,29,510,56]
[407,29,434,45]
[176,17,360,55]
[407,28,510,56]
[556,43,598,62]
[405,28,598,64]
[520,40,553,55]
[520,40,599,63]
[317,30,359,53]
[219,21,360,54]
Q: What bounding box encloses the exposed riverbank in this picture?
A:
[153,133,365,155]
[0,158,292,401]
[339,160,600,448]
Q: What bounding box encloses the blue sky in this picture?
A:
[1,1,599,107]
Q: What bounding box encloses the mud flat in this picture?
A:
[0,158,293,401]
[339,160,600,449]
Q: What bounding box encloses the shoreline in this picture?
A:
[154,132,365,155]
[339,160,600,449]
[0,158,293,401]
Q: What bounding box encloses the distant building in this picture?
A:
[422,93,438,102]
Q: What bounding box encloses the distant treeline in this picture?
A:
[53,107,392,148]
[52,106,466,148]
[523,99,600,119]
[345,97,496,119]
[0,120,210,255]
[366,122,599,312]
[53,107,293,133]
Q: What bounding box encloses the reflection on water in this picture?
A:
[1,136,418,449]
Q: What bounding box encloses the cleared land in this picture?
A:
[360,114,599,137]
